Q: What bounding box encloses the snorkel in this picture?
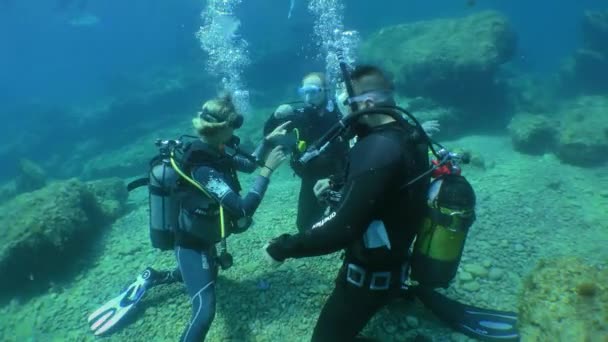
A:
[299,50,437,163]
[297,52,464,187]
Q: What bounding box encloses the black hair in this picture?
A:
[350,65,394,95]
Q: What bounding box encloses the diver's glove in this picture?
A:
[263,235,292,266]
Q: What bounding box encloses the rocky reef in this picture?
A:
[560,10,608,95]
[508,95,608,167]
[360,11,517,117]
[519,257,608,341]
[507,113,558,155]
[555,96,608,167]
[0,178,128,302]
[0,159,48,204]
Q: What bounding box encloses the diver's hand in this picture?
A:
[273,104,294,119]
[264,121,291,141]
[263,146,287,172]
[421,120,440,137]
[313,178,331,200]
[262,243,284,267]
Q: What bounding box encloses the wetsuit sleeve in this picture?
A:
[263,114,286,136]
[232,154,258,173]
[192,166,269,218]
[267,134,402,261]
[263,108,301,136]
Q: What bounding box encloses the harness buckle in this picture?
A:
[369,272,391,290]
[346,263,365,288]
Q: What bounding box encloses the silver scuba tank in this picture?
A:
[148,158,180,250]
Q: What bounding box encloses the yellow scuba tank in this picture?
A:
[410,174,476,288]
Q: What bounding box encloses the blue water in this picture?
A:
[0,0,606,179]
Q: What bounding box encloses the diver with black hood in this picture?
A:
[263,64,520,342]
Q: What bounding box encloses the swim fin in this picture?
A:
[87,268,153,336]
[413,287,520,341]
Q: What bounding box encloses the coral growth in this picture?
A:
[0,178,127,301]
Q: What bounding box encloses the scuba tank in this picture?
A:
[147,139,184,251]
[410,170,476,289]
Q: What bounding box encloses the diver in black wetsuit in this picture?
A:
[263,66,520,342]
[264,65,429,341]
[88,94,290,342]
[263,72,349,232]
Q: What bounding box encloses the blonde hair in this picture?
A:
[192,93,237,136]
[302,72,327,88]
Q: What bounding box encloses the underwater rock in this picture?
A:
[86,177,129,220]
[458,271,474,282]
[0,180,18,203]
[582,10,608,55]
[488,267,504,281]
[0,178,127,300]
[507,75,558,115]
[518,257,608,341]
[559,10,608,95]
[15,159,47,193]
[360,11,516,112]
[463,263,489,278]
[507,113,558,155]
[462,280,480,292]
[560,49,608,95]
[555,96,608,167]
[80,122,190,180]
[0,159,48,204]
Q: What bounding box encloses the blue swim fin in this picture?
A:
[87,268,153,336]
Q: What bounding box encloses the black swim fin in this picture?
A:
[413,287,520,341]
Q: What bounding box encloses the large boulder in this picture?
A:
[555,96,608,167]
[507,113,558,155]
[0,178,127,300]
[560,49,608,94]
[359,11,517,112]
[519,257,608,341]
[582,10,608,55]
[559,10,608,94]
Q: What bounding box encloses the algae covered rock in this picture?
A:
[80,123,189,179]
[555,96,608,166]
[0,177,128,300]
[507,113,558,155]
[560,49,608,95]
[360,11,516,111]
[560,10,608,94]
[518,257,608,341]
[86,177,129,220]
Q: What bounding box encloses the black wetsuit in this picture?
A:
[263,102,348,232]
[172,141,269,342]
[267,121,429,341]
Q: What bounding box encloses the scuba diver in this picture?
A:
[263,65,520,342]
[88,94,289,342]
[262,72,441,233]
[262,72,349,233]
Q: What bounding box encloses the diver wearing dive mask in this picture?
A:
[262,72,348,233]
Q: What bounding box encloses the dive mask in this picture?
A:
[298,84,324,105]
[343,90,394,107]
